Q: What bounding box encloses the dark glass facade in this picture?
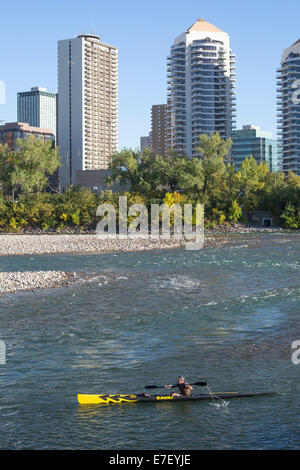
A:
[232,127,279,172]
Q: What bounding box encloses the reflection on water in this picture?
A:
[0,233,300,449]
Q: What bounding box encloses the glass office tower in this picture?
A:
[17,87,57,139]
[232,125,279,172]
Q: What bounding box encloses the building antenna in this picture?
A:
[90,24,96,35]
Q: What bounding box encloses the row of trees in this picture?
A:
[107,133,300,228]
[0,187,102,232]
[0,132,300,231]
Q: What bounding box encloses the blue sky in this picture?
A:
[1,0,300,149]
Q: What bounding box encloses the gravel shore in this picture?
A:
[0,226,288,257]
[0,271,76,295]
[0,233,229,256]
[0,234,189,256]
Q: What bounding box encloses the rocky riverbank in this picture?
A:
[0,271,76,295]
[2,222,290,236]
[0,233,231,256]
[205,223,289,234]
[0,234,188,256]
[0,225,292,257]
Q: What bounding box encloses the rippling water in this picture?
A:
[0,232,300,449]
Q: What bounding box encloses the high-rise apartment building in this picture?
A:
[277,39,300,175]
[58,33,118,188]
[140,104,167,155]
[17,87,57,139]
[140,133,152,152]
[151,104,167,156]
[167,18,236,160]
[232,125,279,172]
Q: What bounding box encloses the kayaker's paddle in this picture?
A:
[145,381,207,389]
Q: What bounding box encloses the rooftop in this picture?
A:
[291,38,300,47]
[0,122,54,135]
[77,33,100,40]
[187,18,224,33]
[31,87,47,92]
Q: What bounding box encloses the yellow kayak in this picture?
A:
[77,391,276,405]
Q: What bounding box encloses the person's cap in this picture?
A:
[177,376,184,381]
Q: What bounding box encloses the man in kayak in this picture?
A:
[164,376,193,397]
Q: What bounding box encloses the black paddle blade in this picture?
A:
[193,382,207,386]
[145,385,161,389]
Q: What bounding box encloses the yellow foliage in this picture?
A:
[163,191,183,207]
[9,217,20,231]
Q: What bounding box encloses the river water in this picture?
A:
[0,232,299,450]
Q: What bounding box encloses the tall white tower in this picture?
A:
[277,39,300,175]
[167,18,236,160]
[58,34,118,188]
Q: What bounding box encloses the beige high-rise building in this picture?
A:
[167,18,236,160]
[58,33,118,188]
[151,104,167,156]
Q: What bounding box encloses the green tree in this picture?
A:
[107,148,189,195]
[196,133,231,201]
[0,136,60,196]
[234,156,269,211]
[197,132,232,160]
[281,204,300,229]
[152,151,189,192]
[228,199,242,222]
[256,171,287,216]
[0,143,14,194]
[107,148,157,195]
[177,157,204,199]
